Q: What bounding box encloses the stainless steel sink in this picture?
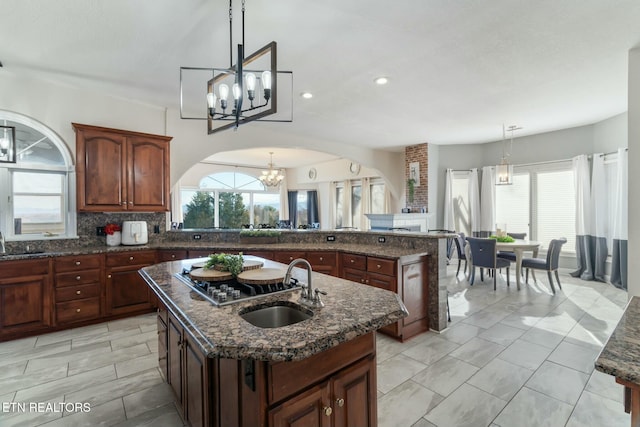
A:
[239,303,313,328]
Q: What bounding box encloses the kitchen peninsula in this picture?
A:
[141,256,408,427]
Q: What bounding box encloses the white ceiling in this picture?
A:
[3,0,640,165]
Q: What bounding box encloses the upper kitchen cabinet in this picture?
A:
[73,123,172,212]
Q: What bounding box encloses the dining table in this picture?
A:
[495,239,540,289]
[466,239,540,290]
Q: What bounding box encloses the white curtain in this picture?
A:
[571,154,608,282]
[469,168,481,236]
[343,180,352,228]
[611,148,628,289]
[443,169,455,232]
[480,166,495,237]
[328,181,337,229]
[360,177,371,230]
[279,172,289,220]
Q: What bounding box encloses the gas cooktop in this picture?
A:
[175,268,300,307]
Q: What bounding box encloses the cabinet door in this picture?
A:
[401,260,428,328]
[185,334,208,427]
[270,382,332,427]
[332,356,377,427]
[106,266,151,315]
[127,135,170,211]
[0,275,51,336]
[76,127,127,211]
[157,314,168,381]
[168,315,184,407]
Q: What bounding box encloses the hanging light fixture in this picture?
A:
[179,0,293,134]
[495,124,521,185]
[0,125,16,164]
[258,152,285,188]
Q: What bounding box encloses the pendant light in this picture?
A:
[495,125,521,185]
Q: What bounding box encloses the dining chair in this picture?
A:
[522,238,567,294]
[452,232,467,277]
[496,232,527,262]
[466,237,511,290]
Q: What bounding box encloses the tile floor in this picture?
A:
[0,265,631,427]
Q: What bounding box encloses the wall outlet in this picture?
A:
[378,236,386,243]
[96,226,106,236]
[153,225,160,234]
[193,234,202,240]
[326,235,336,242]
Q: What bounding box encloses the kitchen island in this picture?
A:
[141,256,408,427]
[596,296,640,427]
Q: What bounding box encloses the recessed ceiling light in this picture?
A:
[300,92,313,99]
[374,76,389,85]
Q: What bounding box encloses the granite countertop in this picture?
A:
[0,242,428,261]
[140,256,409,362]
[595,296,640,384]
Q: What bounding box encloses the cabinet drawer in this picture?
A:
[273,251,307,264]
[158,250,188,262]
[367,272,397,292]
[341,253,366,270]
[56,298,100,323]
[0,259,49,279]
[56,283,100,302]
[55,255,102,272]
[106,251,156,267]
[367,257,396,276]
[306,251,336,266]
[55,269,101,287]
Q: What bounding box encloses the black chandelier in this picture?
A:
[179,0,292,134]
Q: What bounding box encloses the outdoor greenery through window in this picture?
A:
[181,172,279,229]
[0,112,75,240]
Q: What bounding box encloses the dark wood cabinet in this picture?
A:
[270,383,332,427]
[164,311,211,427]
[0,259,52,340]
[73,123,171,212]
[270,354,376,427]
[53,254,103,325]
[158,309,168,381]
[168,313,184,409]
[332,356,376,427]
[105,250,156,315]
[340,252,428,341]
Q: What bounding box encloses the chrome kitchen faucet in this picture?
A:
[283,258,326,308]
[0,231,5,254]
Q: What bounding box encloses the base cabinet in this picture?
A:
[164,310,211,427]
[0,259,51,340]
[106,251,156,315]
[270,356,376,427]
[158,310,377,427]
[270,383,331,427]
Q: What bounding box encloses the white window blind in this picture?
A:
[535,169,575,252]
[495,161,576,255]
[495,173,530,237]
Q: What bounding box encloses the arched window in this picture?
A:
[180,171,280,229]
[0,111,76,240]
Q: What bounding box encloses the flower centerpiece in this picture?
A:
[105,223,122,246]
